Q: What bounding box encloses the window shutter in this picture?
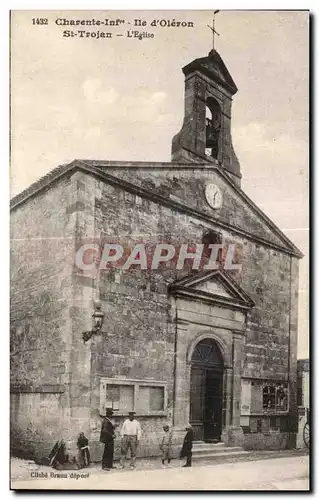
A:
[149,387,164,411]
[138,386,165,412]
[106,384,120,410]
[138,386,150,413]
[251,383,262,413]
[119,385,134,412]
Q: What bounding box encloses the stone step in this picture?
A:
[193,441,225,447]
[193,445,244,456]
[192,441,247,460]
[193,442,226,449]
[194,450,249,461]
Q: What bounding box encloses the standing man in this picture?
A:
[100,408,116,471]
[120,411,142,470]
[180,424,194,467]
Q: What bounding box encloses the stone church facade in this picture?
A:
[10,49,302,461]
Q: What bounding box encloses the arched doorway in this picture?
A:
[190,338,224,442]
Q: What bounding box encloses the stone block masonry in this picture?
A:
[11,174,79,459]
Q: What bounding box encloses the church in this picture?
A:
[10,44,302,461]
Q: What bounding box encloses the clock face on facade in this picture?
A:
[205,184,223,209]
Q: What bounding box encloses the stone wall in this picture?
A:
[10,175,76,458]
[244,431,295,450]
[10,391,66,460]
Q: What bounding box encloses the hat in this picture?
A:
[105,408,114,416]
[128,411,136,415]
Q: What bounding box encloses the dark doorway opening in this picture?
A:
[190,338,224,442]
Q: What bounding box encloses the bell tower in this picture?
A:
[171,49,241,186]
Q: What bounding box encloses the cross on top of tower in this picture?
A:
[207,10,220,50]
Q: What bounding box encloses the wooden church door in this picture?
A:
[190,338,224,442]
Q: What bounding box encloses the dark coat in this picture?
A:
[100,417,115,444]
[77,435,89,449]
[180,429,194,458]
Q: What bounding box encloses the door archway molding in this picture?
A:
[187,332,232,368]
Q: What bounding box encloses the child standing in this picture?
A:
[77,432,90,468]
[180,425,194,467]
[160,424,172,466]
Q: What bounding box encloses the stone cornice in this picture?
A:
[170,287,253,312]
[169,268,255,307]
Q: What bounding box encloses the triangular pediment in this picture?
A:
[194,279,233,298]
[79,161,302,259]
[168,269,255,310]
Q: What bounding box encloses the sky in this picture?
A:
[10,10,309,357]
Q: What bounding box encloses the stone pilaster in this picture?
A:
[221,331,245,447]
[223,367,233,428]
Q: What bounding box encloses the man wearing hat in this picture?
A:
[120,411,142,469]
[100,408,116,470]
[180,424,194,467]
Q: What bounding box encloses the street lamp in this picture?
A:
[82,300,105,343]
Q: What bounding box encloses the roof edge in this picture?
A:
[216,167,304,259]
[10,159,303,259]
[10,160,220,209]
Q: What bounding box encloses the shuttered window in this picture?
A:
[100,378,167,416]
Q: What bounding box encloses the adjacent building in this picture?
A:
[296,359,310,449]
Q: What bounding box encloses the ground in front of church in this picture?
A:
[11,451,309,490]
